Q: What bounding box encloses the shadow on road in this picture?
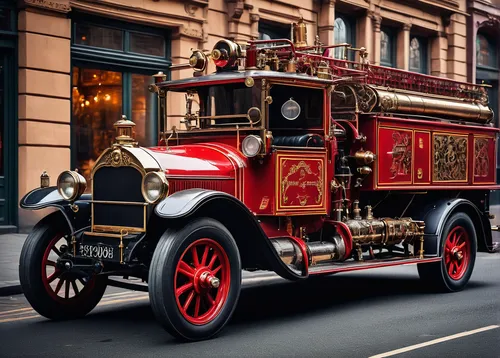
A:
[34,271,489,344]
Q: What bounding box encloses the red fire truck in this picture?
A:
[19,19,499,341]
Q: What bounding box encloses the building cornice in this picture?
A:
[18,0,71,14]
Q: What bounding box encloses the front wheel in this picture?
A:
[148,217,242,341]
[417,212,477,292]
[19,213,107,320]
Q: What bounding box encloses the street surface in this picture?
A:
[0,253,499,358]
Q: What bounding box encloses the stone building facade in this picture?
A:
[0,0,498,231]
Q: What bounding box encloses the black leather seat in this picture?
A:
[273,134,324,147]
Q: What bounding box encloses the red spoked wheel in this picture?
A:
[41,234,96,302]
[19,213,107,320]
[444,226,470,281]
[174,239,230,325]
[149,218,241,341]
[417,212,477,292]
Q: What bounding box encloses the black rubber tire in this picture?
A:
[417,212,477,292]
[148,217,242,341]
[19,213,107,320]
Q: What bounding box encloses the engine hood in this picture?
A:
[144,143,246,178]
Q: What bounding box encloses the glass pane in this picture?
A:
[381,31,390,63]
[0,8,11,31]
[72,67,122,184]
[75,24,123,51]
[129,32,165,57]
[334,18,347,59]
[131,74,156,146]
[409,37,421,71]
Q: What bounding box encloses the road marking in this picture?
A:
[369,325,500,358]
[0,315,41,323]
[0,295,149,323]
[0,307,34,316]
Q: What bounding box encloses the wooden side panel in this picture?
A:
[275,151,327,215]
[377,127,412,186]
[432,133,468,183]
[414,131,431,184]
[473,135,496,184]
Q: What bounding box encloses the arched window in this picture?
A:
[409,36,427,74]
[380,28,395,67]
[476,33,497,68]
[333,17,347,59]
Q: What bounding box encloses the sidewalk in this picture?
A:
[0,233,26,296]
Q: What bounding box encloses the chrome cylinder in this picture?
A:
[271,239,304,267]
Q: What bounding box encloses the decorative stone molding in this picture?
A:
[371,14,382,31]
[482,14,500,28]
[184,3,198,17]
[228,0,244,20]
[322,0,336,6]
[18,0,71,13]
[250,13,260,23]
[402,23,412,31]
[182,26,203,39]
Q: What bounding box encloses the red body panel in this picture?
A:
[360,116,500,191]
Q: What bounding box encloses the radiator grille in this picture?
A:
[92,166,145,231]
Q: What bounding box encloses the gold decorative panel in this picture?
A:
[432,134,468,182]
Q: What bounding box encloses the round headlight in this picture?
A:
[241,135,263,157]
[142,171,169,204]
[57,170,87,201]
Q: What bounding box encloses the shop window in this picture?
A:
[380,28,396,67]
[409,36,428,74]
[477,33,497,68]
[333,14,356,60]
[71,17,170,183]
[258,21,290,40]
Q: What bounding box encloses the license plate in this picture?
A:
[79,243,115,260]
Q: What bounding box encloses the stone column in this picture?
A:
[396,23,411,70]
[446,13,467,82]
[318,0,335,46]
[17,0,72,230]
[371,14,382,66]
[430,32,448,77]
[358,12,373,63]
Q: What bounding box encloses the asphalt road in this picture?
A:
[1,253,499,358]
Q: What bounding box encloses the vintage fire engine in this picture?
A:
[19,19,499,341]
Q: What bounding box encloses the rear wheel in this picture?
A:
[149,217,241,341]
[19,214,107,320]
[418,212,477,292]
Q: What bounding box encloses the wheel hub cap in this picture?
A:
[444,226,470,280]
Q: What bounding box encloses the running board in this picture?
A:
[107,278,149,292]
[308,257,442,275]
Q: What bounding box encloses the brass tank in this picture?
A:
[374,88,493,124]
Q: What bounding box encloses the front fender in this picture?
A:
[20,187,91,234]
[419,198,490,255]
[155,189,306,281]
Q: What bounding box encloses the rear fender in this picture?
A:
[20,187,91,234]
[417,198,491,255]
[154,189,306,280]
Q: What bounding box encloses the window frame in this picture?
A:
[333,14,356,61]
[380,26,396,68]
[258,20,290,40]
[409,35,428,74]
[476,33,498,71]
[70,14,171,169]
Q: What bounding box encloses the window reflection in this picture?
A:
[381,31,390,64]
[72,67,122,184]
[75,24,123,51]
[130,32,165,57]
[334,18,347,59]
[131,74,156,147]
[476,34,496,68]
[409,37,421,71]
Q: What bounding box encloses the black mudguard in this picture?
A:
[419,198,492,256]
[20,187,91,234]
[155,189,306,280]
